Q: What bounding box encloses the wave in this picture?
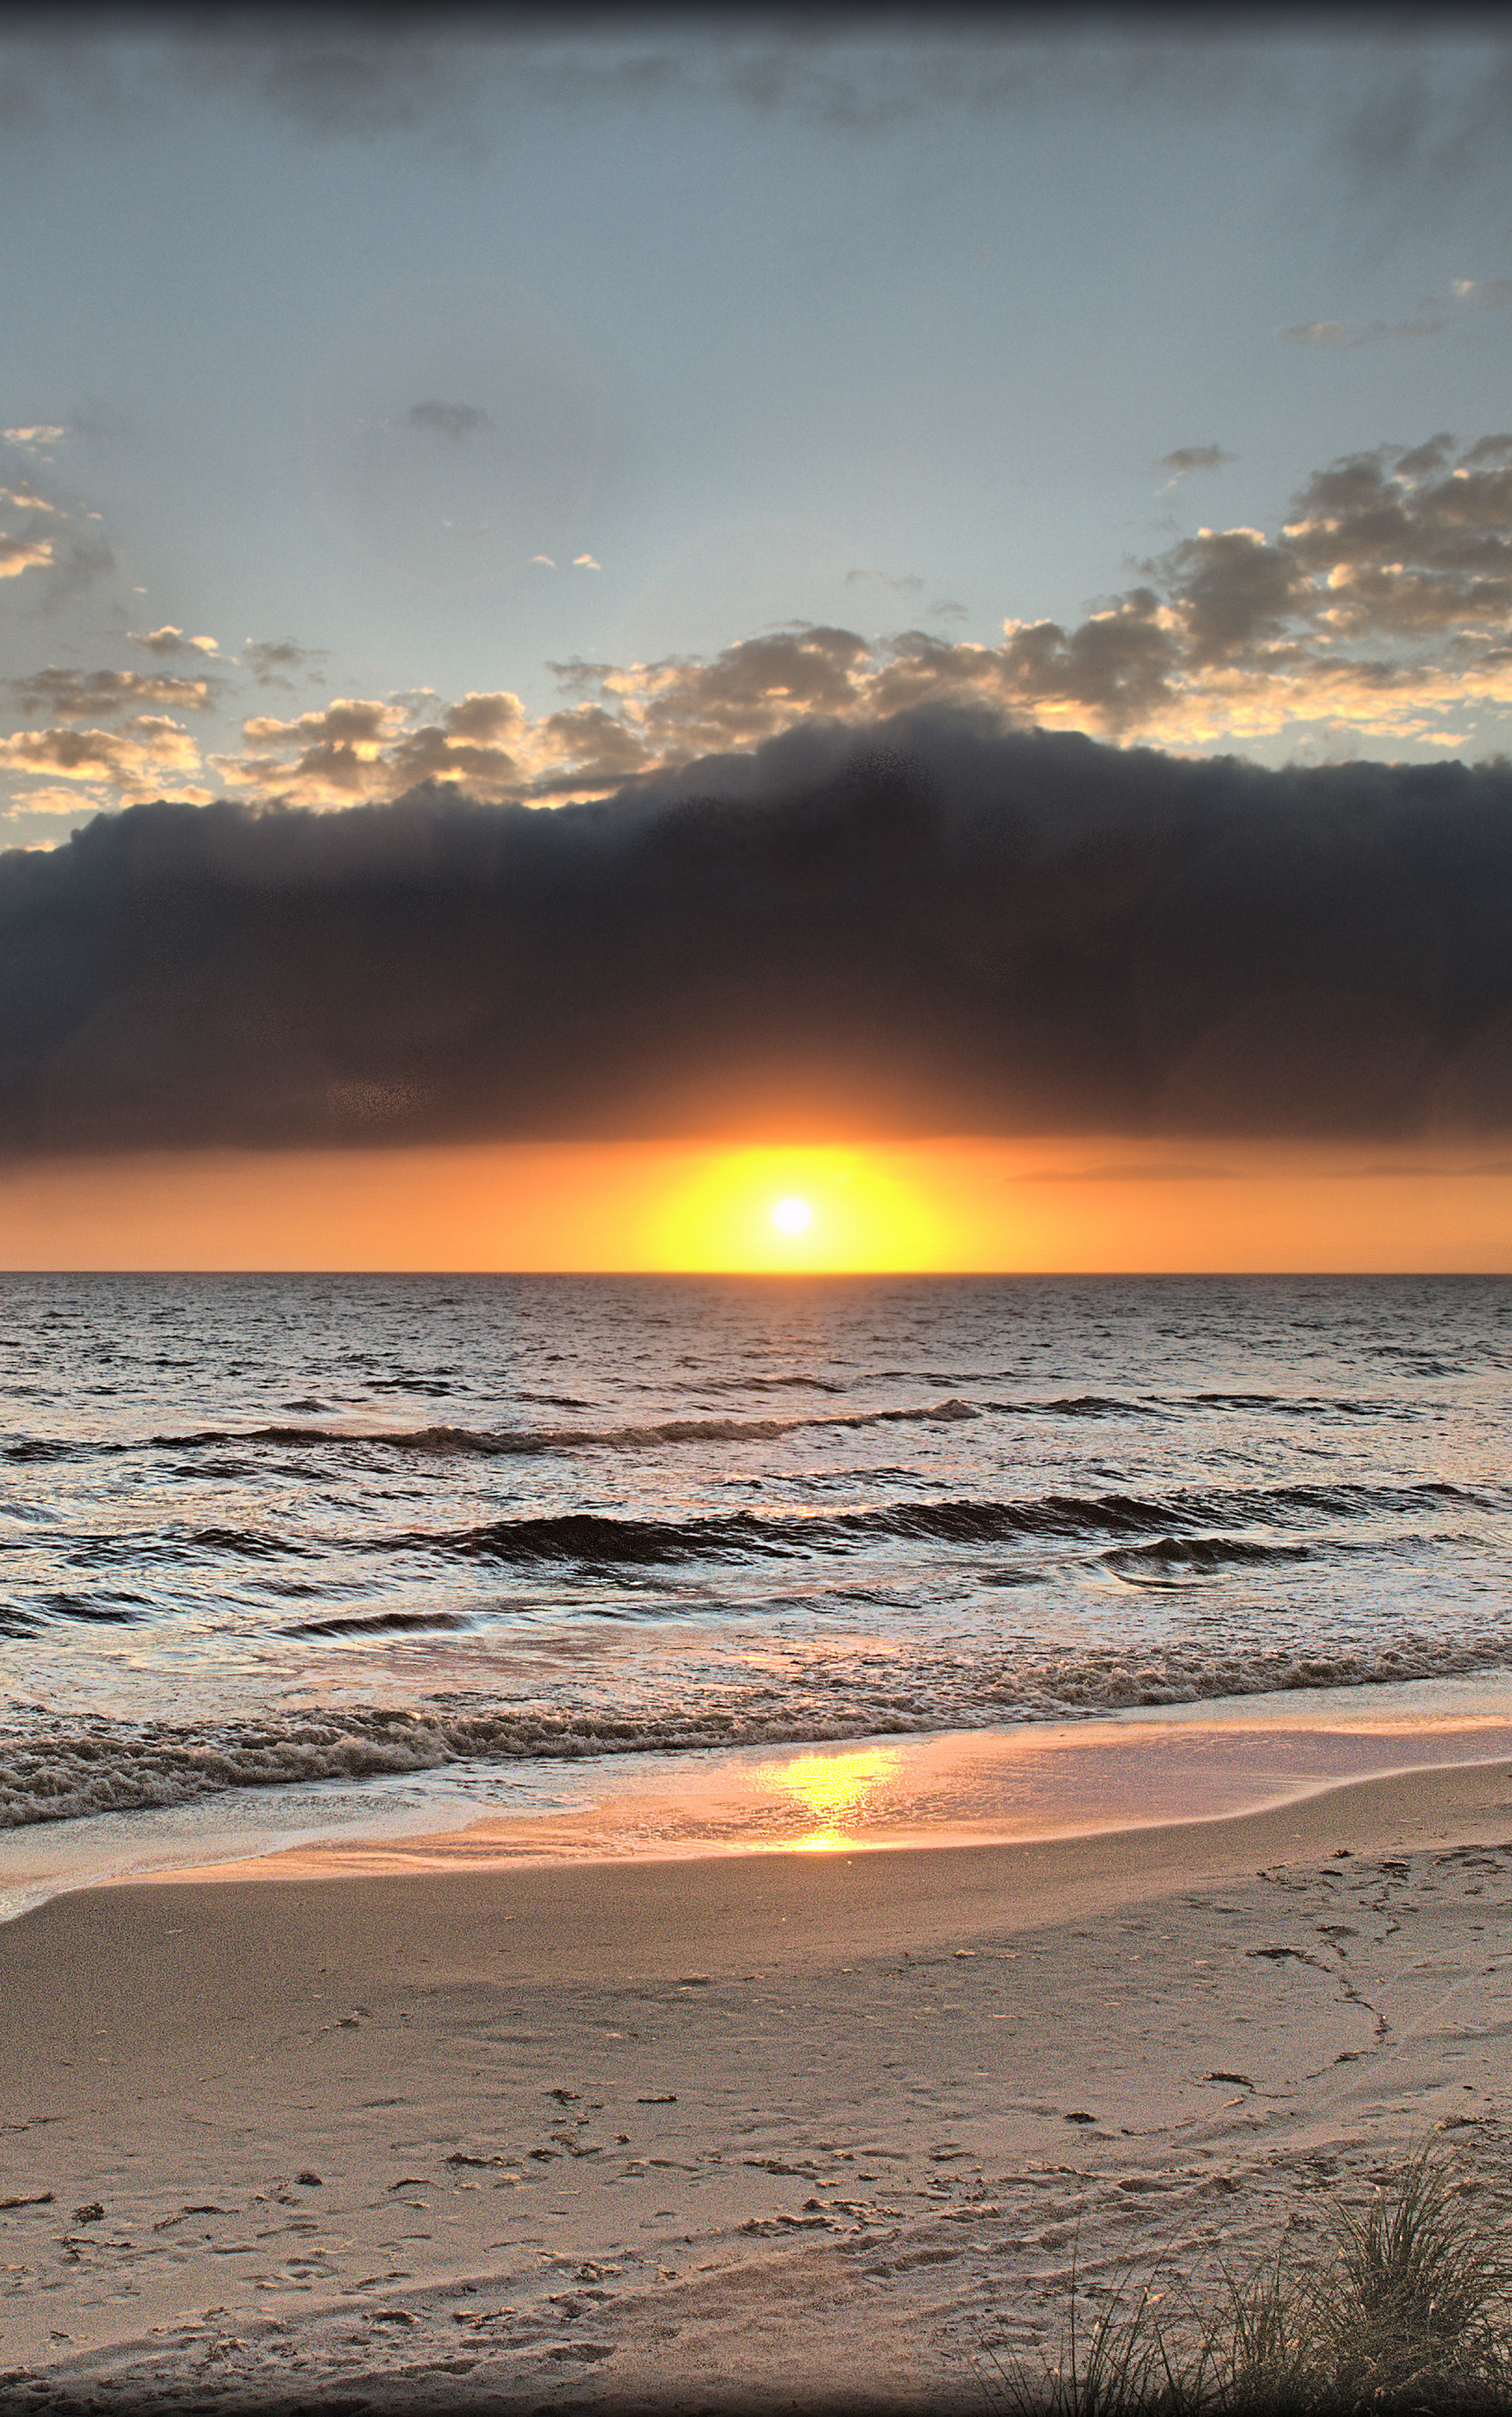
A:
[973,1392,1389,1422]
[4,1618,1512,1827]
[5,1398,979,1467]
[281,1608,474,1638]
[419,1478,1488,1568]
[1101,1536,1313,1582]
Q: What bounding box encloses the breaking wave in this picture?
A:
[5,1614,1512,1829]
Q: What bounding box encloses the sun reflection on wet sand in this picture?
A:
[91,1682,1512,1899]
[769,1745,904,1852]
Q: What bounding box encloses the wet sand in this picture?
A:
[3,1753,1512,2408]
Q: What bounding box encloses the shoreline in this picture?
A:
[4,1755,1512,2406]
[6,1675,1512,1923]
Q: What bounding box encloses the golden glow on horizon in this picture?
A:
[652,1147,947,1272]
[3,1135,1512,1271]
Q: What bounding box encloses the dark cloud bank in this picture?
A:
[3,706,1512,1154]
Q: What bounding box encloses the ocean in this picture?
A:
[3,1272,1511,1906]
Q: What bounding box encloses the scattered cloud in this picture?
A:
[405,399,494,441]
[1342,51,1512,199]
[0,714,205,805]
[130,625,220,659]
[8,714,1512,1152]
[8,669,217,722]
[1158,445,1236,476]
[530,555,556,568]
[242,637,329,690]
[0,484,57,515]
[3,426,65,456]
[5,783,108,820]
[845,567,925,592]
[25,526,115,611]
[0,531,54,580]
[572,553,601,570]
[7,428,1512,819]
[1279,313,1444,347]
[1278,273,1512,350]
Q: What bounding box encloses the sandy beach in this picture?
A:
[1,1751,1511,2411]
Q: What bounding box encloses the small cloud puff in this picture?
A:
[0,533,54,580]
[130,625,220,659]
[406,400,494,441]
[3,426,66,455]
[845,567,925,592]
[1278,315,1446,347]
[572,553,602,570]
[1279,276,1509,350]
[242,638,329,689]
[1158,446,1235,476]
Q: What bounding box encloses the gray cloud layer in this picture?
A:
[3,705,1512,1155]
[0,13,1504,183]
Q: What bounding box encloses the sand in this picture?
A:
[3,1754,1512,2410]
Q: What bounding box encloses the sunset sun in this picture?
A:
[771,1194,814,1237]
[649,1147,947,1272]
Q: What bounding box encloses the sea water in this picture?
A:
[3,1274,1510,1903]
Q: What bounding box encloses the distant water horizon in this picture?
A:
[3,1272,1510,1889]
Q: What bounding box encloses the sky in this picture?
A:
[3,3,1512,1268]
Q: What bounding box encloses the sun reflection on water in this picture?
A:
[762,1743,903,1851]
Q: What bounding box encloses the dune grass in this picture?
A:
[985,2144,1512,2414]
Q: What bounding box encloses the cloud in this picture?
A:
[51,21,1287,147]
[241,637,329,690]
[0,484,56,515]
[1158,446,1235,476]
[130,625,220,659]
[9,426,1512,824]
[0,531,54,580]
[19,13,1494,241]
[572,553,601,570]
[0,715,205,805]
[1279,313,1446,346]
[7,710,1512,1153]
[845,567,925,593]
[7,668,217,722]
[24,525,115,610]
[1342,48,1512,198]
[1277,274,1512,350]
[3,426,65,454]
[405,399,494,441]
[4,783,108,821]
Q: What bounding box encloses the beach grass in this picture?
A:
[985,2144,1512,2414]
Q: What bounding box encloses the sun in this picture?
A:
[771,1194,814,1236]
[650,1145,948,1270]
